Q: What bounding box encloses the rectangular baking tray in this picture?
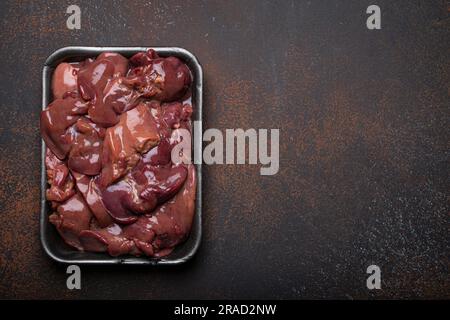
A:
[41,47,202,265]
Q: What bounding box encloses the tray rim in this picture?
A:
[40,46,203,265]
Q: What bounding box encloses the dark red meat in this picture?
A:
[41,50,196,257]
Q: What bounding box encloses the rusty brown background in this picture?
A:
[0,0,448,299]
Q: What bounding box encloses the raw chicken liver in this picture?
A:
[41,49,196,257]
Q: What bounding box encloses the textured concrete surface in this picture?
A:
[0,0,448,299]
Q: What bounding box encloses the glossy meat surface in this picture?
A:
[41,50,196,257]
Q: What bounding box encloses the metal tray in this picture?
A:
[41,47,202,265]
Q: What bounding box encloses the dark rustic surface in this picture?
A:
[0,0,448,299]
